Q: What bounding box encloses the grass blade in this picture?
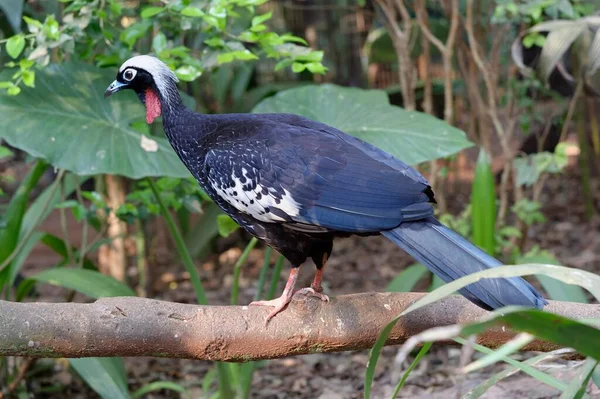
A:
[559,357,598,399]
[0,160,47,264]
[463,349,573,398]
[366,263,600,397]
[231,238,258,305]
[131,381,189,399]
[70,358,130,399]
[267,255,285,300]
[471,148,496,255]
[457,338,568,391]
[390,342,432,398]
[462,333,535,373]
[386,264,428,292]
[28,268,135,298]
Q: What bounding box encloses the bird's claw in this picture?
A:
[249,297,292,326]
[249,287,330,326]
[294,287,330,302]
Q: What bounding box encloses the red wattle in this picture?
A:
[145,88,162,124]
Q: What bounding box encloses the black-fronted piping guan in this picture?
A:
[105,55,546,324]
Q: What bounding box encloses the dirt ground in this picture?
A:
[7,160,600,398]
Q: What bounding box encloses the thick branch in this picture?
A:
[0,294,597,361]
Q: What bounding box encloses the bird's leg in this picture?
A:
[295,254,330,302]
[249,266,300,324]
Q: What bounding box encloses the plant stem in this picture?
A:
[146,178,207,304]
[230,238,258,305]
[267,255,286,300]
[135,219,147,297]
[75,179,89,269]
[255,246,272,301]
[216,363,234,399]
[576,100,595,217]
[59,179,74,266]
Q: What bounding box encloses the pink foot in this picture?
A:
[294,287,330,302]
[250,296,293,325]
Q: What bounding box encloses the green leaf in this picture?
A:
[28,268,136,298]
[181,6,204,17]
[0,0,24,32]
[539,24,585,82]
[463,333,535,373]
[0,145,13,159]
[462,309,600,361]
[464,351,566,398]
[365,263,600,397]
[175,65,202,82]
[21,70,34,88]
[41,233,96,270]
[6,86,20,96]
[120,21,151,48]
[217,214,239,237]
[291,62,305,73]
[0,161,47,273]
[6,34,25,59]
[459,338,568,392]
[70,358,130,399]
[0,62,189,178]
[471,149,496,255]
[152,32,167,55]
[254,85,472,165]
[132,381,188,398]
[386,264,428,292]
[140,6,164,19]
[22,15,42,33]
[252,11,272,27]
[517,253,589,303]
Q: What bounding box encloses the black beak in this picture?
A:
[104,80,128,98]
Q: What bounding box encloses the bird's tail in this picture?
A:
[382,217,546,310]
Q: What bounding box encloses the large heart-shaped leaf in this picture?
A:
[0,63,189,179]
[0,0,24,32]
[252,84,472,165]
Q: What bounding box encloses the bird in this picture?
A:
[105,55,547,323]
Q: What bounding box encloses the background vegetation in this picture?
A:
[0,0,599,397]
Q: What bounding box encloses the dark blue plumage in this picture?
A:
[106,56,547,322]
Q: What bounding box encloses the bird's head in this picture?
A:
[104,55,179,124]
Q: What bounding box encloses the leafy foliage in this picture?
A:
[0,0,326,93]
[253,84,473,165]
[0,63,189,178]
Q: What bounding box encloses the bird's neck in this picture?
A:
[157,82,185,121]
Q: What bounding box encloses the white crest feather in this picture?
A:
[119,55,178,98]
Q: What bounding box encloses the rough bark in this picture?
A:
[0,293,597,361]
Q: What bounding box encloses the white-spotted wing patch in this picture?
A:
[210,167,300,223]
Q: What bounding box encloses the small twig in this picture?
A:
[559,80,584,143]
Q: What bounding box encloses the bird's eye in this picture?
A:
[123,69,137,81]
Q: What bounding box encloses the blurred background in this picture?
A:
[1,0,600,397]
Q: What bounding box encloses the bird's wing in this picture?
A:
[203,114,434,233]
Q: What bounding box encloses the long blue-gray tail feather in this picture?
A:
[382,217,547,310]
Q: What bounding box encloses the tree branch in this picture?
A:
[1,294,597,361]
